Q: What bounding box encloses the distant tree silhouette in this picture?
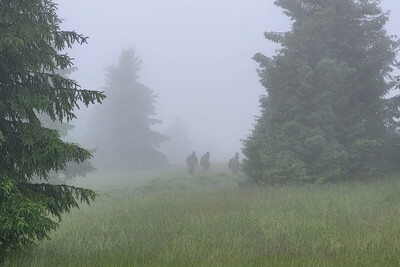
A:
[160,118,194,164]
[88,48,168,169]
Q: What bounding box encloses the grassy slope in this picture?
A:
[4,166,400,266]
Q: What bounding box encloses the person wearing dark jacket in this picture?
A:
[200,152,210,172]
[186,151,198,175]
[228,152,240,175]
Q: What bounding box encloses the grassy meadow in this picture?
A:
[4,164,400,266]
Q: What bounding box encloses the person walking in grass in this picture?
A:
[186,151,198,175]
[228,152,240,175]
[200,152,210,173]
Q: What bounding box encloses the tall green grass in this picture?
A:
[4,169,400,266]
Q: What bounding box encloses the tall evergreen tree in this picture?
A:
[35,67,96,185]
[88,48,168,169]
[243,0,400,184]
[0,0,105,258]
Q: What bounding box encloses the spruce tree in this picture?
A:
[88,48,168,169]
[243,0,400,184]
[0,0,105,258]
[36,113,96,185]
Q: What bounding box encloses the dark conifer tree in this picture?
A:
[0,0,105,258]
[243,0,400,184]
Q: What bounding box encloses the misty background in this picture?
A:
[55,0,400,166]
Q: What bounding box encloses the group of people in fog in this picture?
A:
[186,151,240,175]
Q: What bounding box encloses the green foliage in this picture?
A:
[0,0,105,259]
[243,0,400,184]
[36,113,97,185]
[88,48,168,169]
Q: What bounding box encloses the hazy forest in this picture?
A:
[3,0,400,266]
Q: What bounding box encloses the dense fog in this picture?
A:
[5,1,400,264]
[55,0,400,167]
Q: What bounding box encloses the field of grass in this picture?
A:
[4,165,400,266]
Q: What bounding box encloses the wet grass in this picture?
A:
[4,169,400,266]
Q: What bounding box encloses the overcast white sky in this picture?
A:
[55,0,400,162]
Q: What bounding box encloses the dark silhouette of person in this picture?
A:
[200,152,210,172]
[186,151,198,175]
[228,152,240,175]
